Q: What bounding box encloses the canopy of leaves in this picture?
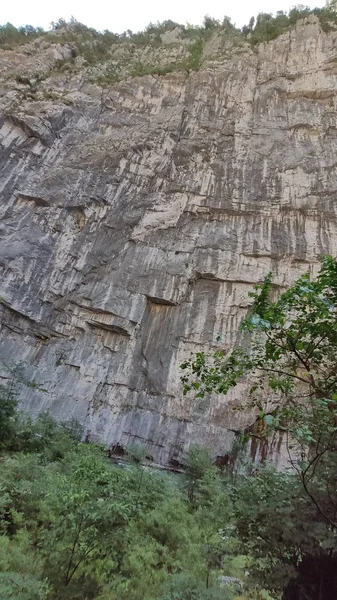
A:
[1,368,337,599]
[0,388,247,600]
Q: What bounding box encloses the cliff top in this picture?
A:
[1,6,337,88]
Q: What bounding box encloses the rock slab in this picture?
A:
[1,18,337,464]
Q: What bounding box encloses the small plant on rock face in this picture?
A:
[129,62,176,77]
[185,37,204,70]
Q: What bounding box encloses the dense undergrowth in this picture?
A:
[1,4,337,81]
[0,383,337,600]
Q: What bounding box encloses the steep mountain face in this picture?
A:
[1,16,337,465]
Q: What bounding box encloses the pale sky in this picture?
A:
[2,0,326,33]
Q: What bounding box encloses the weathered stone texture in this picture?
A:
[1,17,337,464]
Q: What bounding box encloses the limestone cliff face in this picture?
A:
[1,17,337,465]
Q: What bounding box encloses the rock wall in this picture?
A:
[1,17,337,465]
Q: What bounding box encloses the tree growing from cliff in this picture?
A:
[181,256,337,528]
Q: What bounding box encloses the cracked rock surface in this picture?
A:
[1,17,337,465]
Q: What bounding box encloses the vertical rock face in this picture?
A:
[1,17,337,465]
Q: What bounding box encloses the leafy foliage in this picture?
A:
[0,393,246,599]
[181,256,337,598]
[232,465,337,599]
[0,23,43,48]
[2,377,336,599]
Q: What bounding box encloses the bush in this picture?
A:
[0,23,43,48]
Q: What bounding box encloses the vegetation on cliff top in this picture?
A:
[1,4,337,82]
[1,4,337,51]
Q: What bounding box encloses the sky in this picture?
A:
[2,0,326,33]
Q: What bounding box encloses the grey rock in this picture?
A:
[218,575,244,589]
[1,17,337,465]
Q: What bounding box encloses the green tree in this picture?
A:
[0,383,17,450]
[0,418,239,600]
[184,445,215,505]
[181,257,337,521]
[181,257,337,597]
[232,465,337,599]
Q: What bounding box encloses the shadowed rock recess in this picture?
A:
[1,16,337,465]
